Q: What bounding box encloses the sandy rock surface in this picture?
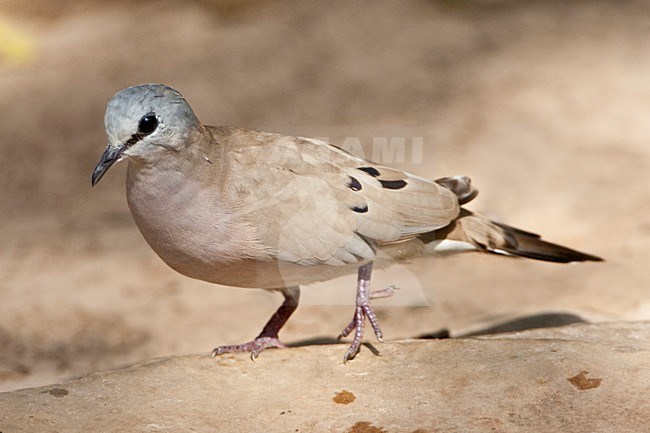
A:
[0,0,648,419]
[1,322,648,432]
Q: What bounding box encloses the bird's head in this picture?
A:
[92,84,202,186]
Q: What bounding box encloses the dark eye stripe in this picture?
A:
[125,131,146,147]
[351,204,368,213]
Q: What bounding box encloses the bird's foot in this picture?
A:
[338,285,397,363]
[211,287,299,361]
[211,336,287,361]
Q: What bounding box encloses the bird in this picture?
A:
[92,84,602,363]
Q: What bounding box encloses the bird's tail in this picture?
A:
[427,208,603,263]
[426,176,603,263]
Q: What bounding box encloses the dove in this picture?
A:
[92,84,602,363]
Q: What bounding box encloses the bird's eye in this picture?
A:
[138,114,159,135]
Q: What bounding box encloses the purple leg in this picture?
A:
[338,262,394,363]
[211,286,300,360]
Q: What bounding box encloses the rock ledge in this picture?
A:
[1,322,647,433]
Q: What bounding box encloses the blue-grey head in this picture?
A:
[92,84,202,186]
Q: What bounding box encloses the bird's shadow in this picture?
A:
[426,311,586,339]
[288,312,586,349]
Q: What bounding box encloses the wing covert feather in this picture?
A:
[217,127,459,266]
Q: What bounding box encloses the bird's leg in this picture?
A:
[338,262,392,363]
[211,286,300,360]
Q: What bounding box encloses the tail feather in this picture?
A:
[495,222,603,263]
[427,209,603,263]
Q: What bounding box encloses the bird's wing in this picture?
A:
[215,127,460,266]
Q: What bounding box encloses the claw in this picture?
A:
[338,319,356,340]
[343,346,357,364]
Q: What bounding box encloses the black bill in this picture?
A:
[91,146,125,187]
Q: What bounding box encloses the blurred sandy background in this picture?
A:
[0,0,648,392]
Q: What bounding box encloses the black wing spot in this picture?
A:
[379,179,407,190]
[347,176,362,191]
[357,166,380,177]
[351,204,368,213]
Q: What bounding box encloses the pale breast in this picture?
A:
[125,160,273,285]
